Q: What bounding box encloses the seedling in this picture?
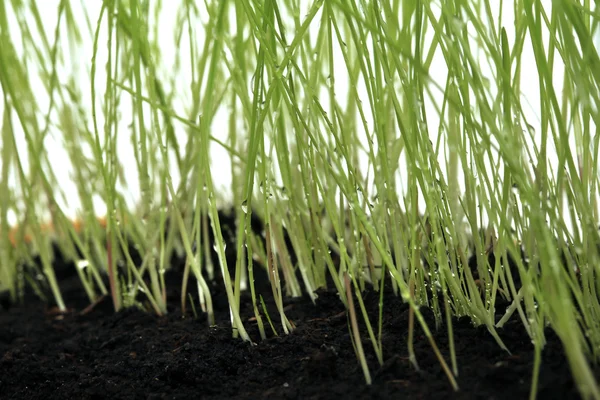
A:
[1,1,599,399]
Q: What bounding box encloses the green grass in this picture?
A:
[1,0,600,398]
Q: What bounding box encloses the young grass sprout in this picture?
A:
[1,1,600,398]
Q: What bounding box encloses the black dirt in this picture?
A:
[1,216,597,399]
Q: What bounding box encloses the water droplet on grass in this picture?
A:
[280,186,289,200]
[241,200,248,213]
[76,260,89,270]
[213,243,226,253]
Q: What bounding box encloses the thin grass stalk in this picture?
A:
[344,272,372,385]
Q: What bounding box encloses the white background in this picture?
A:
[1,1,598,232]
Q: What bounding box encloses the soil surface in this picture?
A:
[1,217,597,399]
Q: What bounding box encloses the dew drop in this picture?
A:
[280,186,289,200]
[76,260,89,270]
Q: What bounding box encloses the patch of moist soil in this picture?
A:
[1,215,598,399]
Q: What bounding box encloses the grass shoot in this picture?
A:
[0,1,599,398]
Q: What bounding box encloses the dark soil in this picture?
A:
[1,215,597,399]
